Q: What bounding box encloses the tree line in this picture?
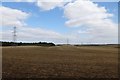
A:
[0,41,55,46]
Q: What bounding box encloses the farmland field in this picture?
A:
[2,45,118,79]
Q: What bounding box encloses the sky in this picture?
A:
[0,0,119,44]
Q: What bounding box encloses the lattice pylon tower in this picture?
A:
[13,26,17,43]
[67,38,69,45]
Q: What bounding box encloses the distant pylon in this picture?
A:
[13,26,17,43]
[67,38,69,45]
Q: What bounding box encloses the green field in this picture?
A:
[2,45,118,78]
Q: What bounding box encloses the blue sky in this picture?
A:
[1,1,118,44]
[2,2,118,30]
[95,2,118,23]
[2,2,78,33]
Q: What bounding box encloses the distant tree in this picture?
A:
[1,41,55,46]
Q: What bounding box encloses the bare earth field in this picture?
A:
[2,45,118,79]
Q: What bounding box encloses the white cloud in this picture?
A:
[36,0,67,10]
[0,6,29,27]
[64,0,118,40]
[64,0,113,26]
